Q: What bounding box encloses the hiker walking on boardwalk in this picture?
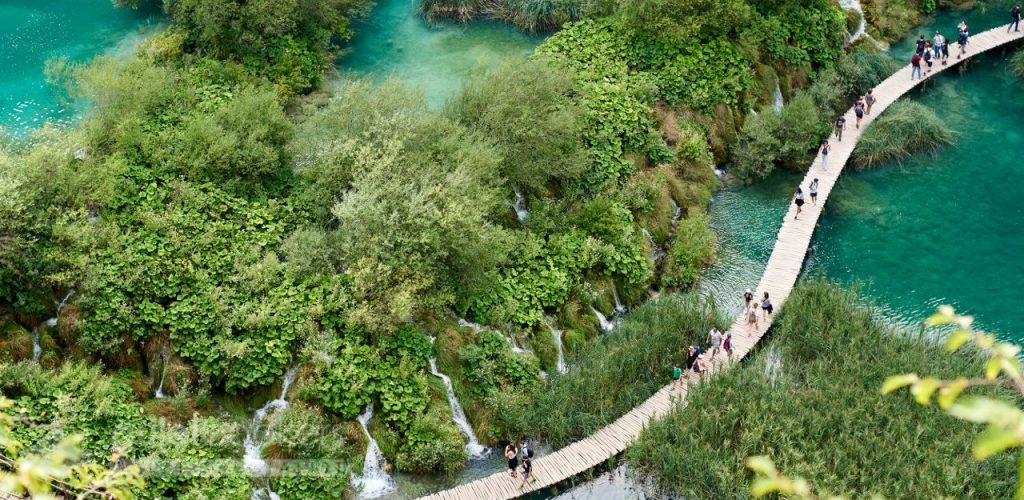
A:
[761,292,773,320]
[915,35,927,55]
[707,327,723,361]
[941,35,950,64]
[809,178,819,205]
[933,31,945,59]
[793,187,805,219]
[1010,3,1022,32]
[505,443,519,477]
[743,288,754,310]
[854,98,865,128]
[923,43,934,73]
[911,52,922,80]
[834,115,846,141]
[671,363,684,390]
[957,22,969,58]
[746,303,759,336]
[865,89,876,115]
[820,140,830,168]
[520,455,534,488]
[723,333,734,361]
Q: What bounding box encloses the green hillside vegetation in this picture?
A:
[627,279,1017,498]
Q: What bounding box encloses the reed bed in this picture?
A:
[628,279,1015,498]
[852,100,955,168]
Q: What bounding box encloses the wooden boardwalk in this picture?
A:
[423,25,1024,500]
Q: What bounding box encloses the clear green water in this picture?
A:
[804,5,1024,337]
[338,0,543,107]
[0,0,154,135]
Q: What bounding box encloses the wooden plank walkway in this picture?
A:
[423,24,1024,500]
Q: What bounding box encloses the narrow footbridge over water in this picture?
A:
[421,25,1024,500]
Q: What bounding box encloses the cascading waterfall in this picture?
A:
[641,229,667,262]
[590,306,613,333]
[31,327,42,362]
[428,358,487,457]
[505,323,525,353]
[244,366,298,500]
[772,78,784,112]
[838,0,868,45]
[611,283,627,316]
[511,188,529,222]
[669,199,683,228]
[353,404,396,499]
[544,319,567,374]
[456,317,483,331]
[153,343,171,399]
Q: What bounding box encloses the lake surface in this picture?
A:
[338,0,542,107]
[0,0,155,136]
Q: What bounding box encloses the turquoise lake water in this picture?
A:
[0,0,154,136]
[338,0,542,106]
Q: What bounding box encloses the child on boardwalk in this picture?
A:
[671,364,684,391]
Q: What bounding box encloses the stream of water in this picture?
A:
[354,404,397,499]
[244,366,298,500]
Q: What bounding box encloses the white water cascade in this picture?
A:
[506,323,525,353]
[669,199,683,228]
[353,404,396,499]
[544,319,567,374]
[590,306,614,333]
[428,358,488,458]
[153,342,171,399]
[839,0,867,45]
[31,328,42,362]
[32,289,75,363]
[511,188,529,222]
[641,229,666,262]
[772,79,784,112]
[244,366,298,500]
[611,284,627,316]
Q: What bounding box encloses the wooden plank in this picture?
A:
[418,26,1024,500]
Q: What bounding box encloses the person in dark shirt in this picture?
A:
[834,115,847,141]
[915,35,927,55]
[911,52,922,80]
[686,345,701,370]
[1010,3,1022,32]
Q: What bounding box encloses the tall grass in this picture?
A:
[627,279,1016,498]
[420,0,588,31]
[853,100,955,168]
[531,293,727,447]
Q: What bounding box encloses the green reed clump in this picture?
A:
[532,293,727,447]
[420,0,589,31]
[627,279,1016,498]
[853,100,955,168]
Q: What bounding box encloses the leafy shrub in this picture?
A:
[732,93,830,181]
[628,279,1015,498]
[459,331,541,399]
[853,100,955,168]
[661,213,717,289]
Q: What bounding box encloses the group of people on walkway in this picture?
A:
[505,440,535,488]
[670,290,773,391]
[911,21,973,79]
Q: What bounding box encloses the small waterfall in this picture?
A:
[31,327,42,362]
[244,366,298,500]
[544,319,567,374]
[713,166,726,178]
[353,404,396,499]
[839,0,867,45]
[590,306,613,333]
[611,284,627,316]
[153,343,171,399]
[456,317,484,332]
[428,358,487,458]
[56,289,75,311]
[772,78,784,112]
[641,229,666,262]
[506,323,525,353]
[669,200,683,228]
[511,188,529,222]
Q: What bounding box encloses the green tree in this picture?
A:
[449,59,588,193]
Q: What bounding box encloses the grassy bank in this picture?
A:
[627,279,1015,497]
[525,293,727,447]
[853,100,955,168]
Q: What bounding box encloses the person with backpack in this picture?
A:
[809,178,819,205]
[761,292,773,320]
[834,115,846,141]
[854,98,865,128]
[923,43,934,73]
[520,455,534,488]
[686,345,701,371]
[911,52,922,80]
[1009,3,1022,32]
[865,89,877,115]
[819,140,830,168]
[957,23,969,59]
